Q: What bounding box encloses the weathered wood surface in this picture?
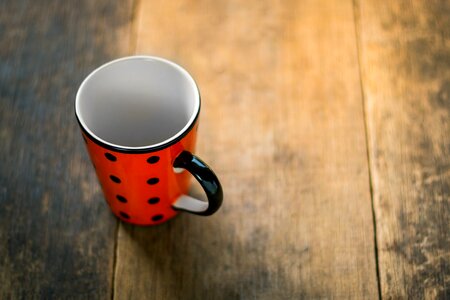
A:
[2,0,449,298]
[113,0,378,298]
[355,0,450,298]
[0,0,134,298]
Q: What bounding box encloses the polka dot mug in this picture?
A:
[75,56,223,226]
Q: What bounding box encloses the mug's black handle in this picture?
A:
[172,151,223,216]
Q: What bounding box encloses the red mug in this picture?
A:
[75,56,223,226]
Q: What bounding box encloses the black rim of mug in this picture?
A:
[74,57,201,154]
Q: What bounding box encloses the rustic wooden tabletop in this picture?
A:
[0,0,449,299]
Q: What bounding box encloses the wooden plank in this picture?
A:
[354,0,450,298]
[114,0,378,298]
[0,1,134,298]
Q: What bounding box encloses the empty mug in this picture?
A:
[74,56,223,226]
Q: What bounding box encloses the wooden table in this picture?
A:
[1,0,448,299]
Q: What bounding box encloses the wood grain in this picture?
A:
[0,1,134,298]
[355,0,450,298]
[114,0,378,298]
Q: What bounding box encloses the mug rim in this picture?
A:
[74,55,201,153]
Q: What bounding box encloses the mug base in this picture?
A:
[112,210,180,226]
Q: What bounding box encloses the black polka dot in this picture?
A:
[147,178,159,185]
[147,156,160,164]
[109,175,121,183]
[116,195,127,203]
[119,212,130,219]
[148,197,160,204]
[104,152,117,162]
[152,214,163,222]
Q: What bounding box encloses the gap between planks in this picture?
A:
[352,0,382,299]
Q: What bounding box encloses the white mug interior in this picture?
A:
[75,56,200,149]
